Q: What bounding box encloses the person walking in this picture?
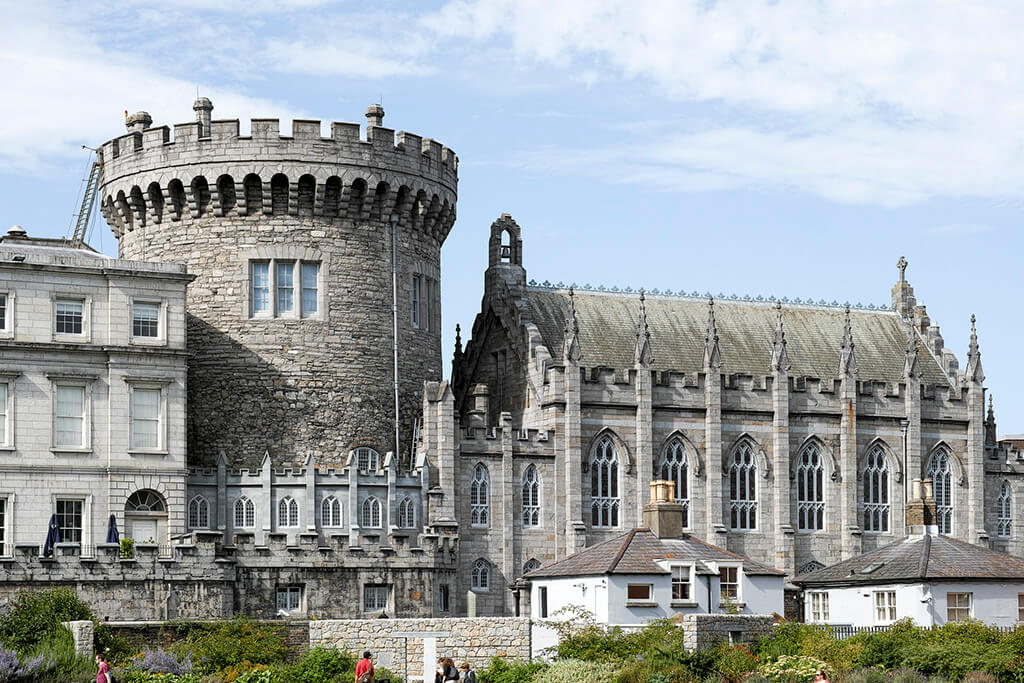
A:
[436,656,459,681]
[355,651,374,683]
[95,653,112,683]
[815,670,830,683]
[459,661,477,683]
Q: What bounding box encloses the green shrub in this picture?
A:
[714,644,759,683]
[543,658,616,683]
[898,641,1015,681]
[961,673,998,683]
[838,667,888,683]
[170,618,288,675]
[0,587,94,653]
[478,656,549,683]
[286,646,354,682]
[889,668,927,683]
[759,655,830,683]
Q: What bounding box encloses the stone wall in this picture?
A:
[310,617,531,680]
[61,621,94,658]
[681,614,774,651]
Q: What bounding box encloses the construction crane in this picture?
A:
[68,151,102,249]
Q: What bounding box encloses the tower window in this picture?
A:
[250,259,320,319]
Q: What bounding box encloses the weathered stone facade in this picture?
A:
[680,614,774,651]
[97,100,457,468]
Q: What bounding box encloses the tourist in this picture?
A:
[437,656,460,681]
[459,661,477,683]
[355,650,374,682]
[95,653,112,683]
[815,670,830,683]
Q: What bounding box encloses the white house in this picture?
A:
[795,480,1024,627]
[525,481,786,627]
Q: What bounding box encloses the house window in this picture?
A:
[132,302,160,338]
[278,496,299,527]
[54,384,86,448]
[472,559,490,591]
[360,496,382,528]
[0,293,6,331]
[538,586,548,618]
[250,259,320,318]
[55,299,83,335]
[321,496,342,527]
[729,442,757,530]
[438,584,450,613]
[524,558,541,575]
[947,592,972,622]
[809,591,829,622]
[928,450,953,535]
[863,444,890,532]
[412,275,421,328]
[364,584,389,612]
[627,584,652,601]
[590,435,620,528]
[187,496,209,529]
[398,497,416,528]
[355,447,380,472]
[471,463,489,527]
[522,465,540,527]
[0,381,9,448]
[1018,593,1024,623]
[276,585,302,614]
[672,566,691,601]
[56,499,83,544]
[0,498,7,556]
[719,567,739,602]
[661,438,690,527]
[997,481,1012,538]
[874,591,897,623]
[130,387,162,451]
[797,443,825,531]
[233,496,255,528]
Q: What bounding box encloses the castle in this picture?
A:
[0,99,1021,620]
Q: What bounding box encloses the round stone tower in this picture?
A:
[97,99,457,468]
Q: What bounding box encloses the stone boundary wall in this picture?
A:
[681,614,774,651]
[61,620,94,658]
[310,617,531,680]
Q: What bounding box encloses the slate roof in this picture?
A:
[524,528,785,579]
[793,534,1024,587]
[525,288,950,386]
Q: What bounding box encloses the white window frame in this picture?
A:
[360,496,382,528]
[718,564,742,604]
[522,464,540,528]
[1018,593,1024,623]
[809,591,830,623]
[0,290,13,339]
[946,591,972,622]
[363,584,389,612]
[321,495,342,527]
[874,590,897,624]
[249,258,322,319]
[129,299,166,346]
[661,438,690,528]
[928,449,954,535]
[126,379,169,454]
[590,435,620,529]
[626,583,653,603]
[671,564,694,603]
[997,481,1012,538]
[797,443,825,531]
[53,295,89,341]
[233,496,256,529]
[187,495,209,529]
[397,496,416,529]
[354,447,380,472]
[49,375,94,453]
[471,559,491,592]
[471,463,490,528]
[0,374,16,450]
[0,494,12,557]
[278,496,299,528]
[53,496,88,547]
[729,442,758,530]
[863,444,890,533]
[276,585,303,614]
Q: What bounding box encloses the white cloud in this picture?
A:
[263,39,435,78]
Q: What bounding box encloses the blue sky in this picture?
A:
[2,1,1022,432]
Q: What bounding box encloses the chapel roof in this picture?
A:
[793,534,1024,586]
[525,287,949,386]
[524,528,785,580]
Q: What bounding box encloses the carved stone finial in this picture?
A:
[965,314,984,384]
[454,323,463,355]
[564,289,582,363]
[771,302,789,373]
[635,291,653,366]
[839,304,857,378]
[704,296,721,369]
[904,321,920,379]
[897,256,908,282]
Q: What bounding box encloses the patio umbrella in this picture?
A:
[105,514,120,544]
[42,514,61,558]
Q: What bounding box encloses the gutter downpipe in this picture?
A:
[391,213,402,469]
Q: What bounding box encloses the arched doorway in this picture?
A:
[125,489,167,543]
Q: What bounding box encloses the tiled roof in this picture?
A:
[794,534,1024,586]
[524,528,785,579]
[525,289,949,386]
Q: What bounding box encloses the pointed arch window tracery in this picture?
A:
[729,441,757,530]
[863,444,890,532]
[471,463,490,528]
[590,435,620,528]
[927,449,953,535]
[660,437,690,528]
[522,465,540,528]
[997,481,1012,538]
[797,443,825,531]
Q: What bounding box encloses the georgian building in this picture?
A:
[430,214,1024,617]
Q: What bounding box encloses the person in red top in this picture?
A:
[355,651,374,682]
[95,653,112,683]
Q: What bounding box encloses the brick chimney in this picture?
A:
[643,480,684,539]
[905,477,937,535]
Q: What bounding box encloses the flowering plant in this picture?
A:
[759,654,831,683]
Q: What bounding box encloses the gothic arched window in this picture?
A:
[472,559,491,591]
[355,447,380,472]
[398,497,416,529]
[863,444,890,532]
[321,495,342,527]
[927,449,953,535]
[797,443,825,531]
[470,463,490,528]
[360,496,382,528]
[278,496,299,528]
[233,496,255,529]
[590,435,620,528]
[661,438,690,528]
[729,442,757,530]
[998,481,1012,538]
[187,496,209,529]
[522,465,540,528]
[523,558,541,575]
